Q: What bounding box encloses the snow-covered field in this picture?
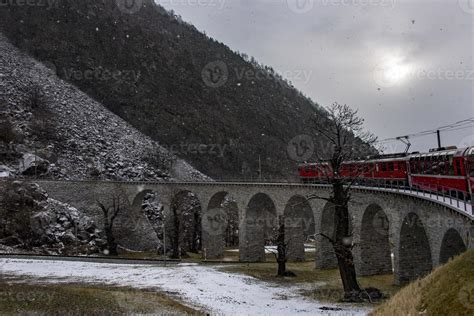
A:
[0,258,369,315]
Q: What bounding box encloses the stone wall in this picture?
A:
[23,180,473,284]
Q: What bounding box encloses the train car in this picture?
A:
[408,147,469,197]
[467,147,474,198]
[300,154,409,186]
[298,147,474,200]
[370,156,409,187]
[298,162,333,184]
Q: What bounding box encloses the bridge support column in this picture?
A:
[315,202,338,270]
[201,209,225,260]
[239,221,265,262]
[286,228,305,262]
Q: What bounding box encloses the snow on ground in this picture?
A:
[227,245,316,254]
[0,258,369,315]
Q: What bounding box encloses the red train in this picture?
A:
[299,146,474,199]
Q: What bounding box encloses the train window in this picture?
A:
[425,157,432,175]
[454,159,461,176]
[470,160,474,177]
[388,162,394,172]
[381,163,387,172]
[448,156,455,175]
[440,156,448,175]
[399,162,405,171]
[431,157,439,175]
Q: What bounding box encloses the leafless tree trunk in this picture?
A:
[276,216,287,276]
[268,215,296,277]
[97,196,124,256]
[171,204,180,259]
[308,102,377,296]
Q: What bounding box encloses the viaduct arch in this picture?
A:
[30,180,473,285]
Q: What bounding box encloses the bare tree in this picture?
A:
[97,196,125,256]
[268,215,296,277]
[308,103,377,297]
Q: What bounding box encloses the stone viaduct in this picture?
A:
[32,180,473,285]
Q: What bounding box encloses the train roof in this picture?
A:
[298,147,474,166]
[409,147,471,158]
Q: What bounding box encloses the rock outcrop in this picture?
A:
[0,181,104,255]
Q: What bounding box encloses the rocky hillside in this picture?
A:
[0,33,207,181]
[0,0,339,179]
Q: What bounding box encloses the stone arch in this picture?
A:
[132,189,166,252]
[201,191,239,259]
[315,202,338,269]
[284,195,314,261]
[108,189,160,251]
[398,213,433,284]
[359,204,392,276]
[241,193,277,262]
[439,228,467,264]
[132,189,154,208]
[168,190,202,258]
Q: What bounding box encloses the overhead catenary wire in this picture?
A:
[377,117,474,144]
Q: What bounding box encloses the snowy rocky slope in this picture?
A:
[0,33,208,182]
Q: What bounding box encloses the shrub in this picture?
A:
[0,120,16,144]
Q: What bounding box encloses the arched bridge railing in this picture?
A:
[175,178,474,219]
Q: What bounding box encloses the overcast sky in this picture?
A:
[156,0,473,153]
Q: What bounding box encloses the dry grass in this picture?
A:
[221,261,400,304]
[0,275,201,315]
[371,250,474,316]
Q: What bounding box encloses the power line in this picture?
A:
[378,117,474,143]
